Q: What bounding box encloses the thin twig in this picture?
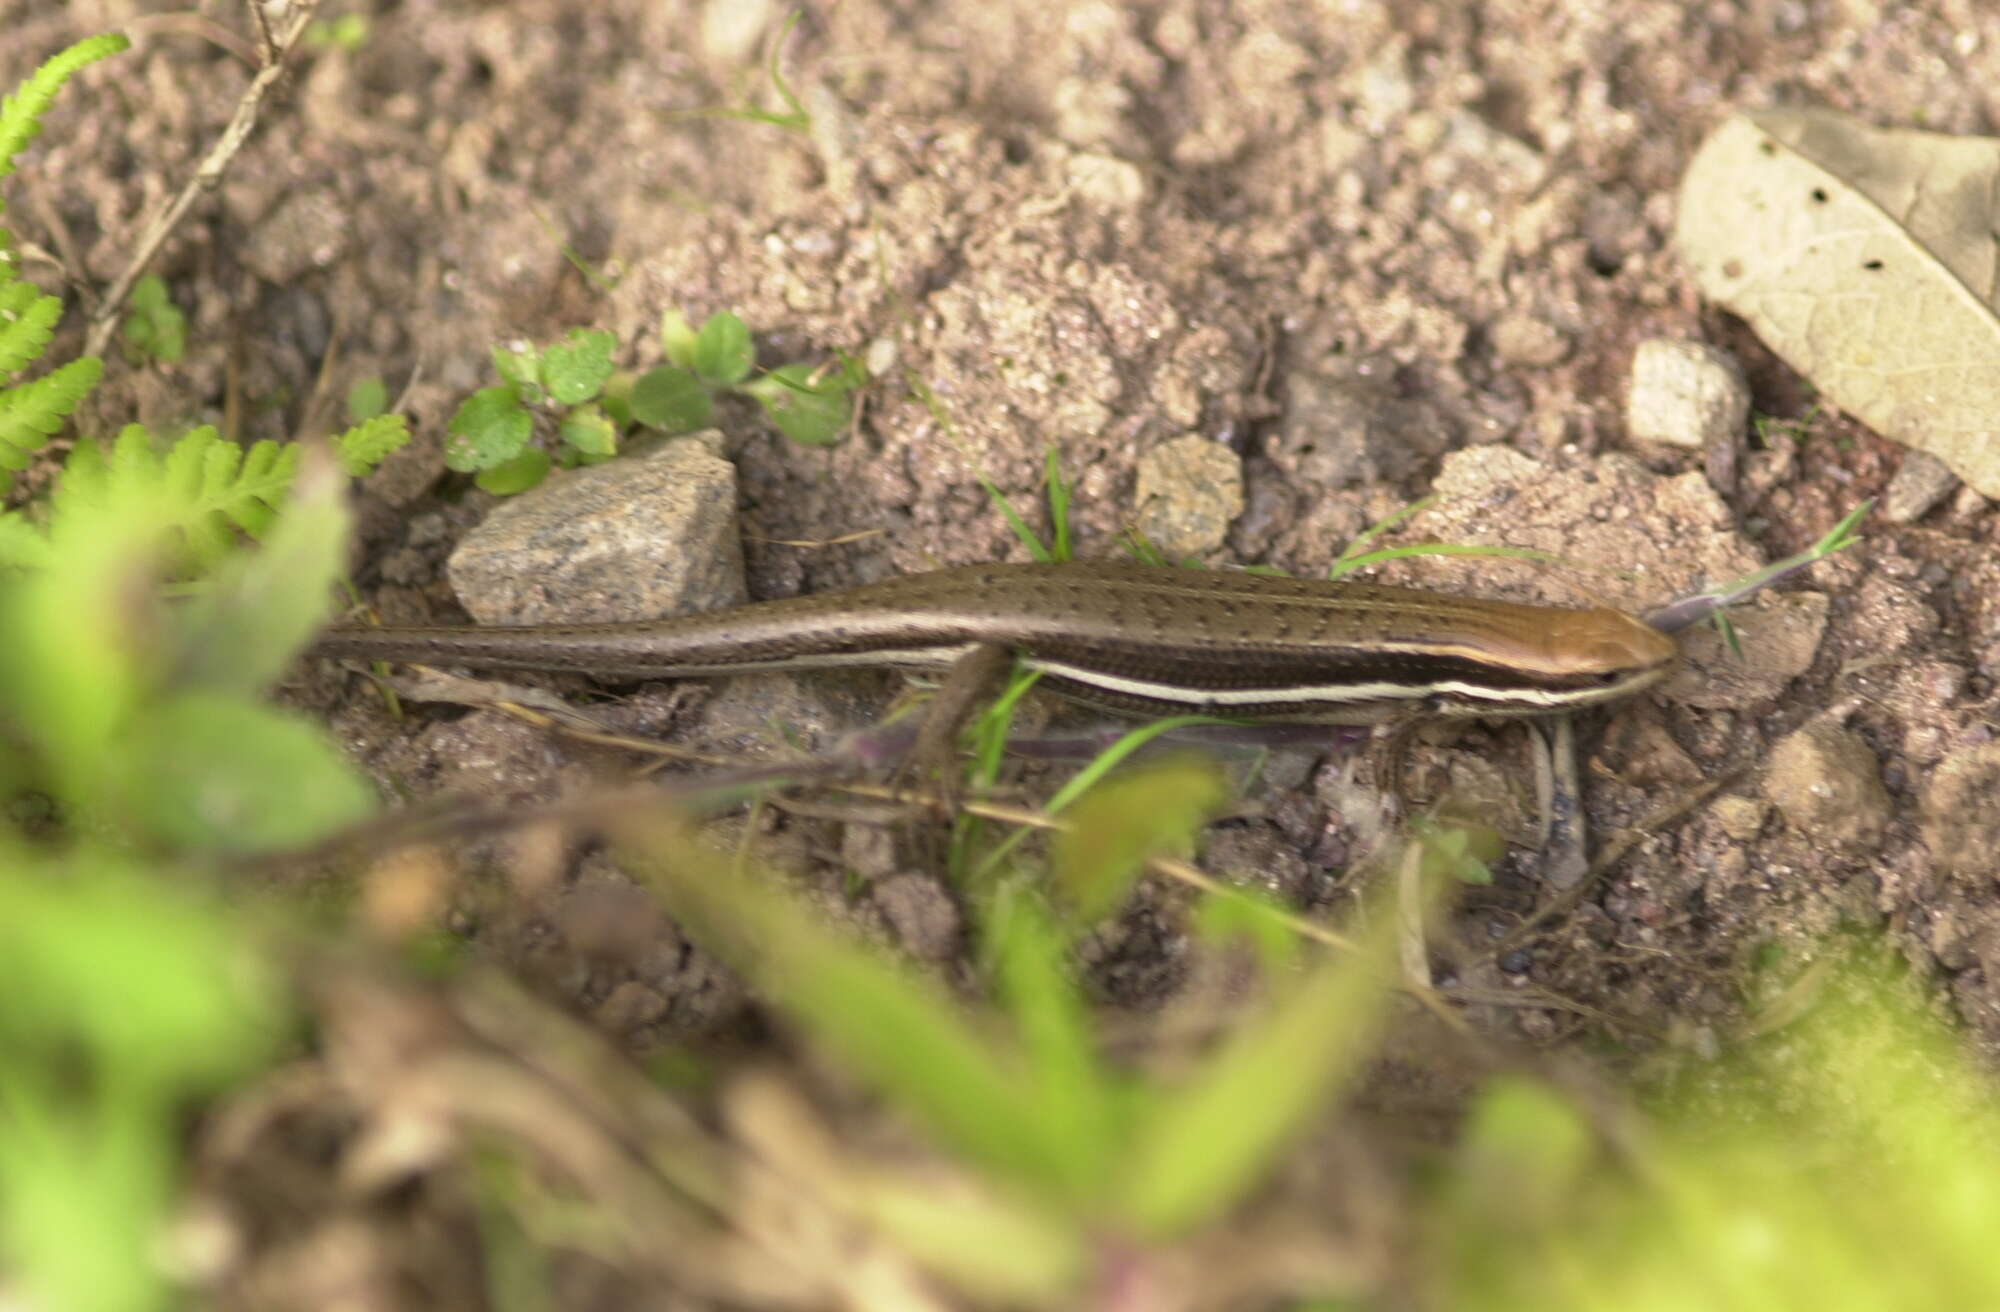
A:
[246,0,280,64]
[84,0,325,358]
[122,11,261,68]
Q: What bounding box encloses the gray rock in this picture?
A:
[1627,339,1750,449]
[1880,450,1960,524]
[1923,741,2000,883]
[1761,720,1892,850]
[1134,433,1244,559]
[871,873,962,961]
[448,433,746,625]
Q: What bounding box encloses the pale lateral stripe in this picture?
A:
[651,643,975,677]
[1023,657,1620,709]
[668,644,1633,711]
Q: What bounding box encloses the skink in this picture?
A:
[310,560,1678,725]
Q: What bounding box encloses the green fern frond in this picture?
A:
[107,421,158,486]
[335,413,411,476]
[0,356,102,471]
[49,426,303,572]
[0,278,60,381]
[47,423,146,524]
[0,510,51,570]
[226,440,299,533]
[0,34,130,188]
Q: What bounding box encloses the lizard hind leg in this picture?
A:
[896,641,1016,813]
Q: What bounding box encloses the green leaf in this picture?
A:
[0,34,130,185]
[0,847,277,1312]
[598,370,636,427]
[213,439,297,542]
[1328,496,1436,580]
[659,308,699,369]
[1118,529,1171,567]
[0,357,103,475]
[475,445,551,494]
[335,413,411,477]
[165,455,348,695]
[305,13,371,50]
[980,472,1054,563]
[629,365,713,432]
[1193,887,1305,975]
[0,283,61,380]
[345,376,388,421]
[115,692,377,854]
[445,385,532,472]
[987,890,1119,1204]
[1117,914,1402,1237]
[968,716,1225,885]
[625,817,1087,1201]
[0,485,161,799]
[558,401,618,458]
[490,343,541,395]
[1050,758,1228,922]
[691,311,754,385]
[541,327,616,405]
[741,361,851,446]
[949,666,1044,878]
[119,274,185,365]
[0,511,50,569]
[75,429,305,570]
[860,1177,1083,1302]
[1445,1077,1594,1232]
[1410,818,1503,886]
[0,851,279,1080]
[1045,445,1073,563]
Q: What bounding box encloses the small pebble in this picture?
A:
[1626,339,1750,449]
[1879,451,1959,524]
[1134,433,1244,559]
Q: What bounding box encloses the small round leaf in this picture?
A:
[475,445,553,494]
[490,343,541,393]
[660,308,699,368]
[559,402,619,457]
[692,311,754,385]
[444,386,532,471]
[346,376,389,421]
[630,366,714,432]
[743,363,852,446]
[542,328,617,405]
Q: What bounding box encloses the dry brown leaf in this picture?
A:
[1675,108,2000,496]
